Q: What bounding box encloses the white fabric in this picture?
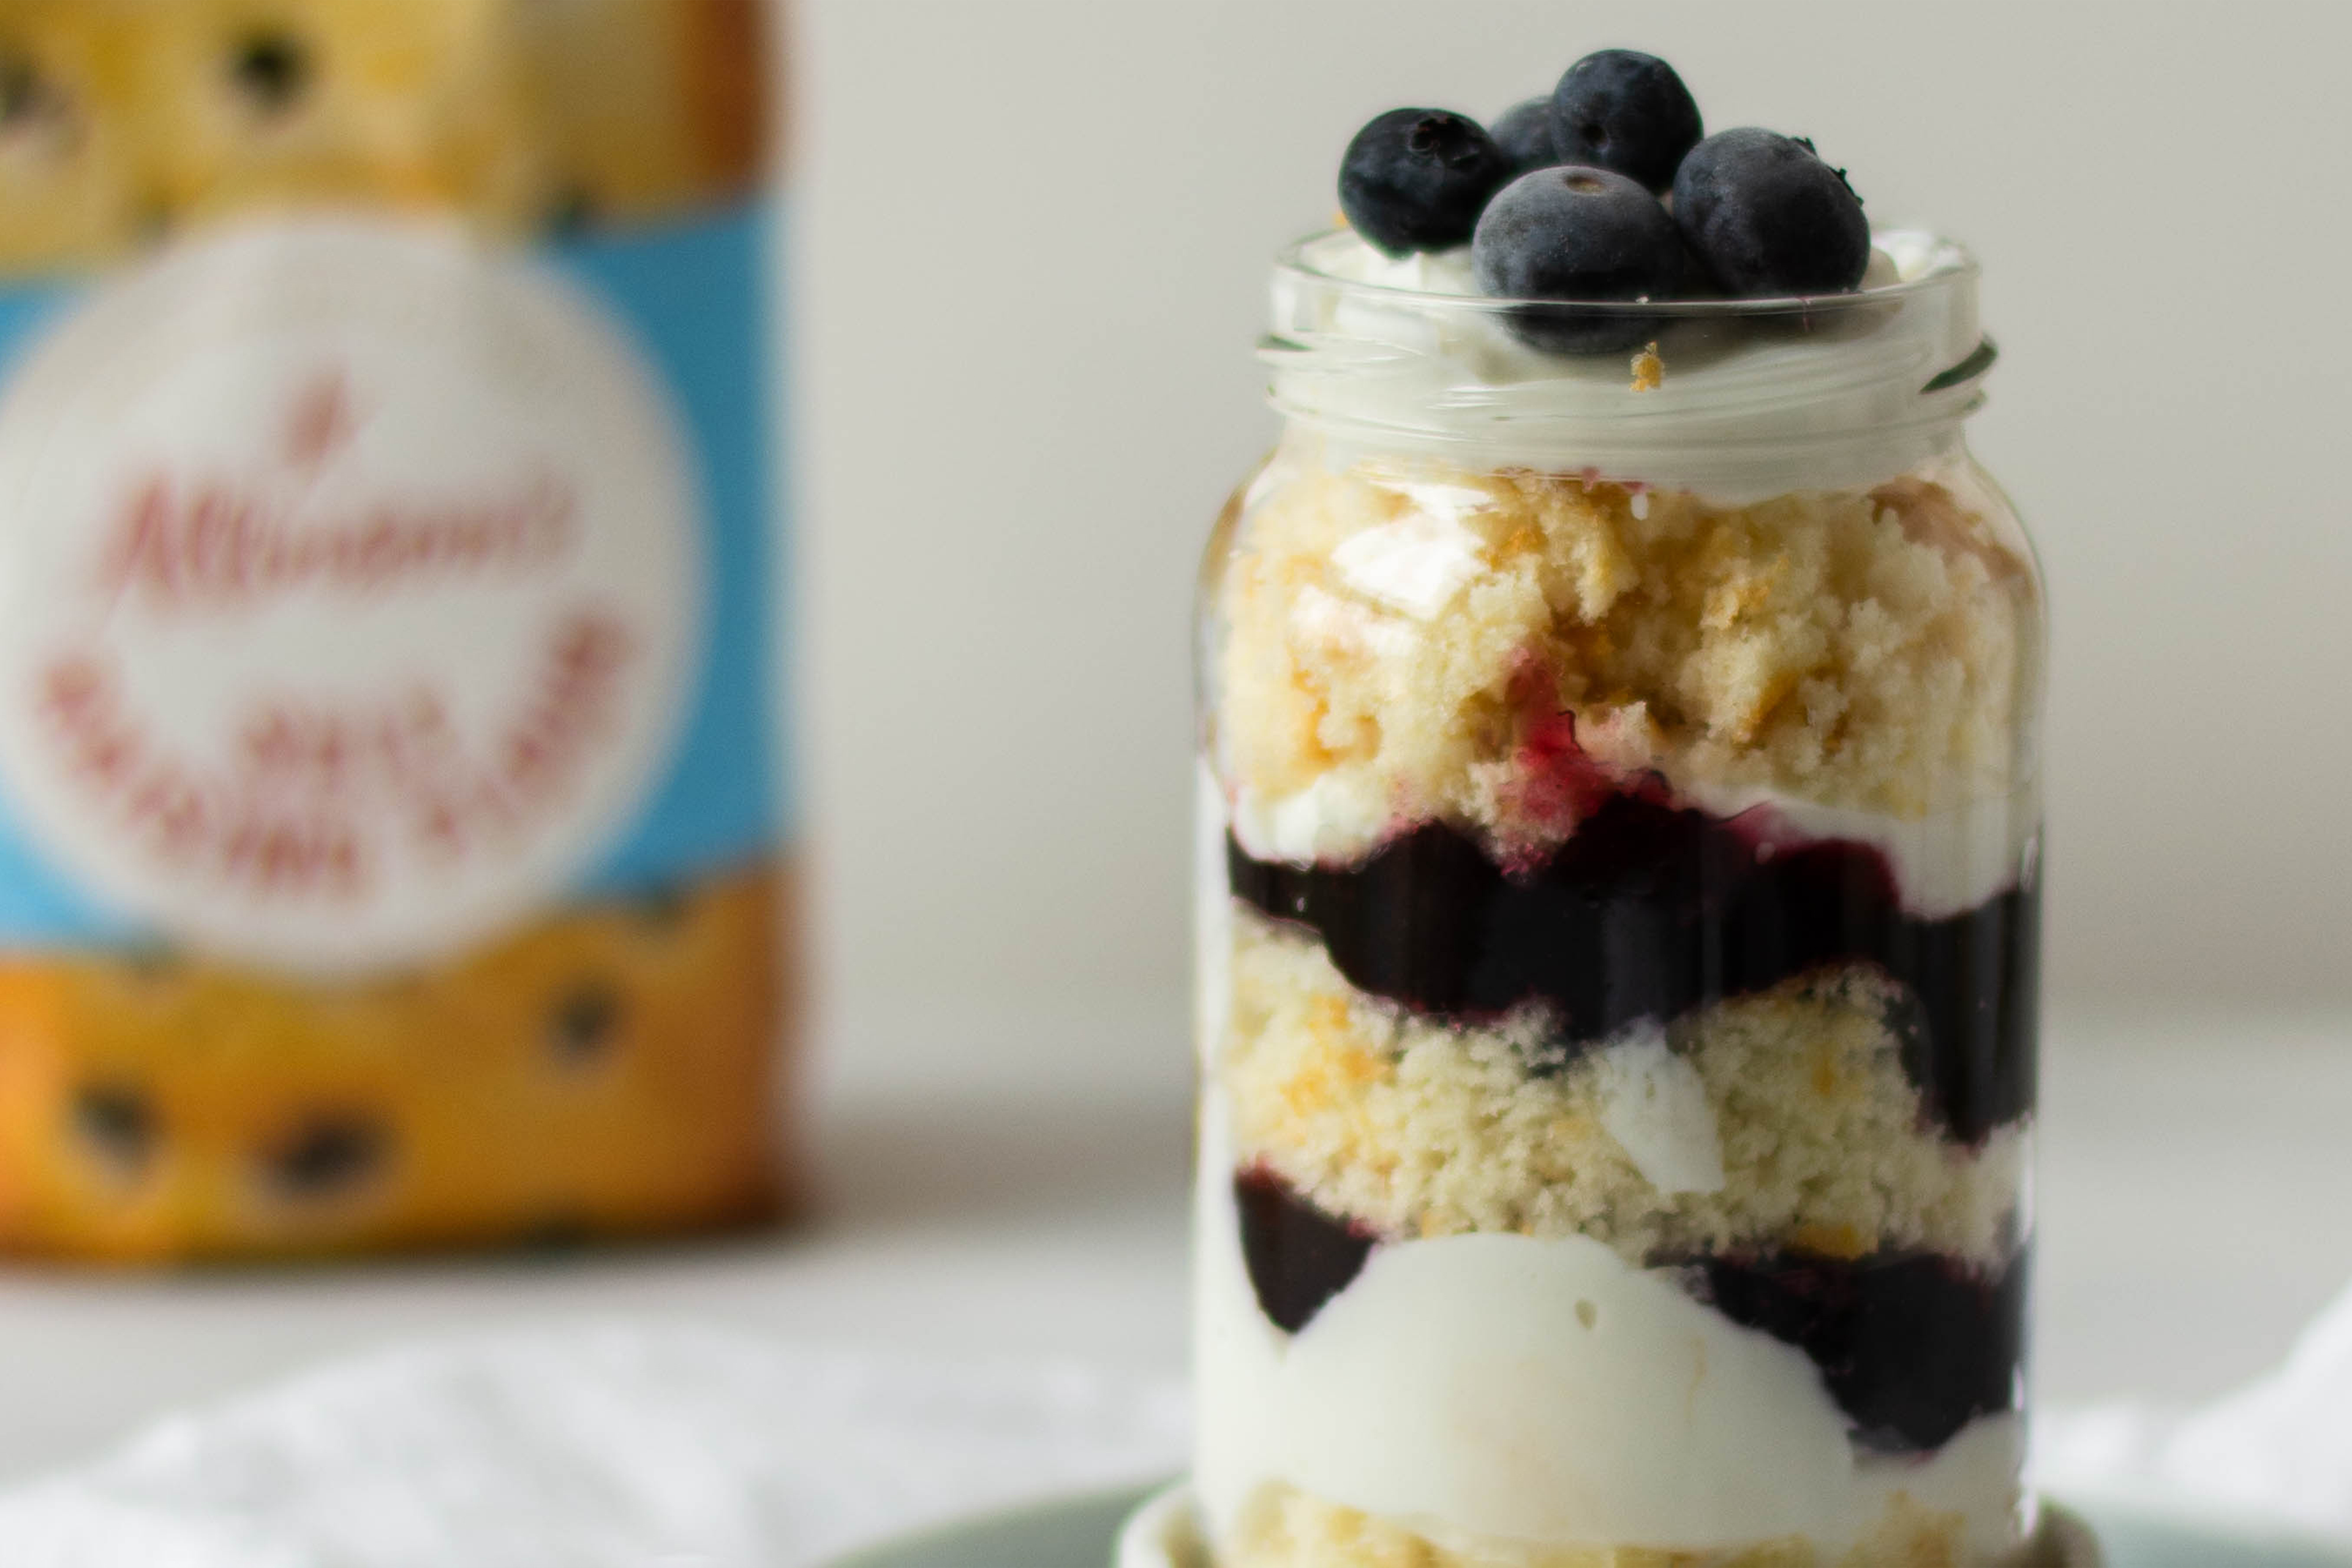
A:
[0,1321,1188,1568]
[8,1282,2352,1566]
[2034,1276,2352,1543]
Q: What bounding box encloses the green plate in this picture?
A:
[827,1487,1162,1568]
[2067,1491,2352,1568]
[827,1484,2351,1568]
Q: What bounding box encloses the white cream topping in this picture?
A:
[1194,1104,2026,1558]
[1266,228,1988,507]
[1287,582,1415,661]
[1588,1023,1725,1197]
[1196,761,1238,1071]
[1226,772,1395,874]
[1227,774,2035,922]
[1683,779,2042,922]
[1329,501,1488,619]
[1325,238,1916,303]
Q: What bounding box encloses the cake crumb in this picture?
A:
[1217,441,2040,859]
[1224,1479,1978,1568]
[1218,911,2025,1269]
[1631,341,1665,392]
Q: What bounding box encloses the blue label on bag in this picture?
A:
[0,203,786,974]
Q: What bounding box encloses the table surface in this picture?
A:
[0,1003,2345,1487]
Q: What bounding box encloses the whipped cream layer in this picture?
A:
[1196,761,1240,1068]
[1194,1109,2026,1559]
[1228,772,2038,924]
[1266,228,1986,506]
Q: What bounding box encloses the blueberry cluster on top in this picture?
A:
[1337,50,1871,353]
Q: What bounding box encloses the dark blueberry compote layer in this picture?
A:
[1234,1169,2022,1453]
[1689,1248,2027,1454]
[1229,792,2038,1145]
[1234,1167,1376,1334]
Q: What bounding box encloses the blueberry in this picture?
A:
[0,51,47,127]
[520,1215,596,1255]
[266,1113,389,1200]
[230,30,311,114]
[549,981,625,1067]
[547,187,599,239]
[1692,1250,2027,1453]
[74,1085,156,1178]
[1338,108,1512,257]
[1672,128,1871,297]
[1234,1168,1376,1334]
[1489,97,1559,178]
[1471,165,1686,353]
[1548,50,1703,194]
[630,883,693,931]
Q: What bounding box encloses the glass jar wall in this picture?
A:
[1191,229,2046,1567]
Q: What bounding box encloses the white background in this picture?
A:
[794,0,2352,1047]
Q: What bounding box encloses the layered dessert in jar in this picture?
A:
[1167,47,2079,1568]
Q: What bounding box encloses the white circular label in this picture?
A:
[0,217,703,975]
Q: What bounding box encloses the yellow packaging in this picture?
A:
[0,0,797,1262]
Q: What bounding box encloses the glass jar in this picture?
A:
[1192,230,2047,1566]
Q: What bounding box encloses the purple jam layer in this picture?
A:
[1235,1166,1378,1334]
[1227,794,2038,1146]
[1231,1169,2022,1455]
[1686,1248,2027,1454]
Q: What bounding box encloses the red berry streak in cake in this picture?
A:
[1505,709,1621,851]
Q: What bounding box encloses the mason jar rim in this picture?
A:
[1272,225,1981,323]
[1259,227,1995,502]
